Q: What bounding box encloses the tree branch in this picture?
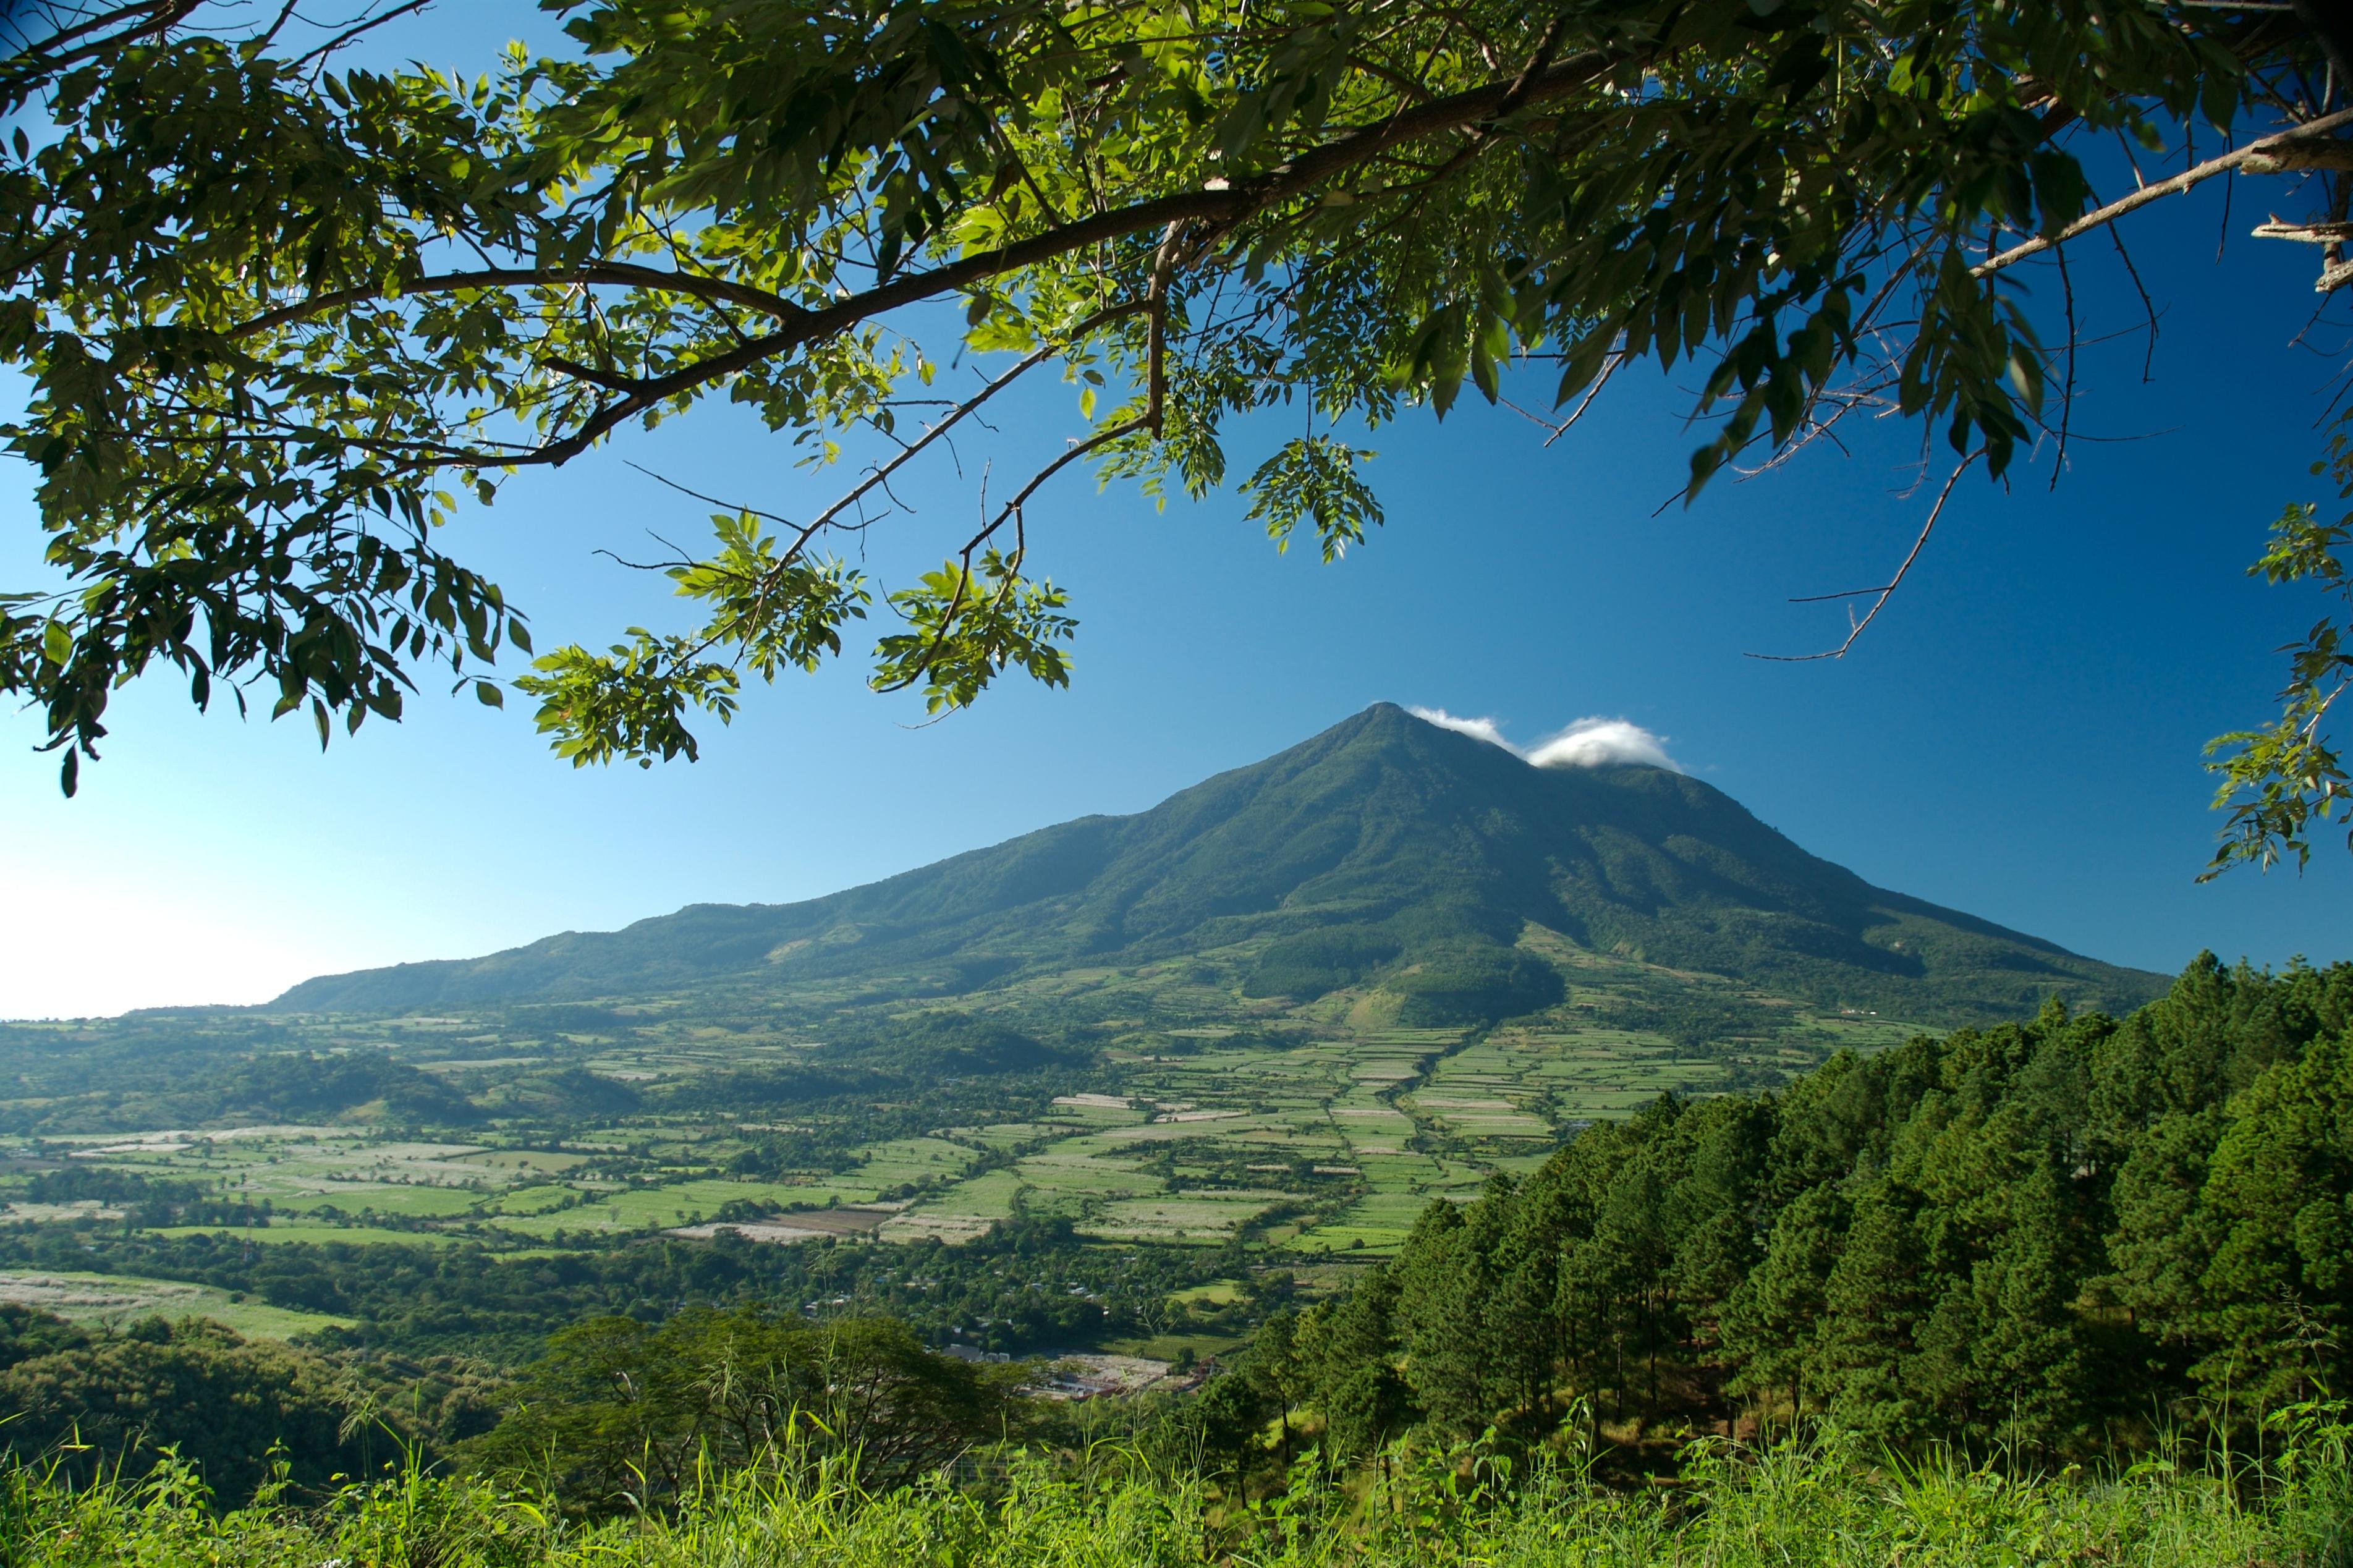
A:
[287,0,431,70]
[231,263,810,339]
[870,414,1151,698]
[305,42,1645,476]
[1748,450,1978,662]
[796,298,1148,556]
[624,299,1154,688]
[1976,106,2353,276]
[0,1,200,98]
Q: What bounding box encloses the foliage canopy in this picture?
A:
[0,1,2348,866]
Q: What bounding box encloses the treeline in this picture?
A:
[1201,955,2353,1465]
[17,1165,269,1229]
[0,1305,498,1501]
[0,1218,1250,1364]
[0,1049,480,1135]
[0,1300,1016,1513]
[0,1213,1256,1509]
[0,1007,1108,1137]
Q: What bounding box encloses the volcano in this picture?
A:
[274,703,2163,1024]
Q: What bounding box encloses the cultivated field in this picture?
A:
[0,925,1926,1356]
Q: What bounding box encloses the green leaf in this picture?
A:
[1240,436,1384,562]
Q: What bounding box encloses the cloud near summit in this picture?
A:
[1407,707,1681,772]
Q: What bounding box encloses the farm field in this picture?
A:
[0,923,1932,1345]
[0,1267,350,1339]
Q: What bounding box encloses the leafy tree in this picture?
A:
[1389,1193,1486,1433]
[2163,1035,2353,1408]
[1720,1184,1844,1429]
[1808,1184,1938,1443]
[0,1315,361,1504]
[1,0,2346,832]
[1295,1263,1412,1459]
[1300,956,2353,1463]
[1184,1355,1279,1474]
[1177,1305,1314,1478]
[0,1302,90,1373]
[2207,411,2353,877]
[465,1308,1014,1511]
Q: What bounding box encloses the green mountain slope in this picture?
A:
[274,705,2161,1025]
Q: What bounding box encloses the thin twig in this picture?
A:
[799,299,1148,556]
[622,464,797,533]
[618,300,1151,684]
[289,0,431,69]
[2108,226,2163,381]
[1503,344,1628,447]
[2052,242,2077,489]
[256,0,303,51]
[1749,450,1980,662]
[870,415,1151,697]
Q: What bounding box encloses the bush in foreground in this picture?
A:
[6,1420,2352,1568]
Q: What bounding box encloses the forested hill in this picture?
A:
[274,703,2162,1023]
[1213,956,2353,1463]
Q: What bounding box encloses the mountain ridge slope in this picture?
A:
[273,704,2164,1023]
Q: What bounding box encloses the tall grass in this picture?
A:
[4,1423,2348,1568]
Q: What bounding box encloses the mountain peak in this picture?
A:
[274,708,2163,1023]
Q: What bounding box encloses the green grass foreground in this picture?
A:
[8,1429,2353,1568]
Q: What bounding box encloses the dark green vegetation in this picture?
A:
[278,706,2158,1024]
[471,1311,1019,1507]
[0,1218,1244,1365]
[0,1307,397,1501]
[1200,956,2353,1478]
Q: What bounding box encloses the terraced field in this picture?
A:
[2,933,1935,1292]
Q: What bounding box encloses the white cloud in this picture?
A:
[1407,706,1680,772]
[1524,718,1680,771]
[1405,707,1514,750]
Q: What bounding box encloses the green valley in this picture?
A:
[0,706,2156,1344]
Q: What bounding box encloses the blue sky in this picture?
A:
[5,7,2351,1017]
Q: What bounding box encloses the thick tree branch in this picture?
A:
[1976,106,2353,277]
[232,263,811,339]
[392,43,1643,473]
